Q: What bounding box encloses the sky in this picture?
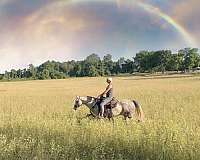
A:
[0,0,200,73]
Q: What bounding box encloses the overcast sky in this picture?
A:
[0,0,200,72]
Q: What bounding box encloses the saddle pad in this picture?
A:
[106,98,119,108]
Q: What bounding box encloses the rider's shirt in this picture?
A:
[106,88,113,98]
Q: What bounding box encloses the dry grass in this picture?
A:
[0,76,200,159]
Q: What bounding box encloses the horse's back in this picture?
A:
[120,99,136,113]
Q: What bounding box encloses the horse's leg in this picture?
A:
[81,113,95,120]
[123,115,128,125]
[86,113,93,118]
[76,115,90,123]
[107,113,115,126]
[124,110,133,124]
[111,117,115,126]
[128,112,133,119]
[133,100,144,122]
[105,108,115,125]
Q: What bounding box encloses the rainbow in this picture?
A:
[60,0,197,47]
[136,1,197,47]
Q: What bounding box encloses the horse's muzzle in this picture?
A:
[74,105,77,110]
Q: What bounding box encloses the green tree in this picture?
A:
[10,69,17,79]
[41,69,50,79]
[3,71,10,80]
[28,64,37,79]
[98,61,105,76]
[82,54,101,77]
[88,65,99,77]
[69,62,82,77]
[22,69,28,78]
[103,54,113,75]
[122,59,134,73]
[0,74,3,80]
[182,48,199,72]
[134,51,152,72]
[17,69,22,79]
[159,50,172,73]
[196,55,200,68]
[85,54,101,64]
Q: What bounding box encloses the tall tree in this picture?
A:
[159,50,172,73]
[10,69,17,79]
[134,51,152,72]
[103,54,113,75]
[28,64,37,79]
[182,48,199,72]
[41,69,50,79]
[3,71,10,80]
[85,54,101,64]
[17,69,22,79]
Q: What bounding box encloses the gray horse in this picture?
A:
[73,96,144,122]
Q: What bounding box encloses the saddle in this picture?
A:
[95,97,118,109]
[104,97,119,109]
[95,97,119,118]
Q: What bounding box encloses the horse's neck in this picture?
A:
[80,96,96,109]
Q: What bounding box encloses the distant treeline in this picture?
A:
[0,48,200,80]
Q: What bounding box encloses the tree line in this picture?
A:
[0,48,200,81]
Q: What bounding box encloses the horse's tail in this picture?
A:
[132,100,144,122]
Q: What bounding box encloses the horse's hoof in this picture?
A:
[137,119,144,123]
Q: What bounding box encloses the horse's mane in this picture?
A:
[86,96,97,101]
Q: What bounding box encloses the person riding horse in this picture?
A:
[73,77,144,121]
[97,78,113,118]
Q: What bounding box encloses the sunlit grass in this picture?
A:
[0,76,200,159]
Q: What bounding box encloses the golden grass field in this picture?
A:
[0,75,200,160]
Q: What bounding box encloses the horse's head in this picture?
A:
[73,96,83,110]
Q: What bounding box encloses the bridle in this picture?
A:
[74,97,82,110]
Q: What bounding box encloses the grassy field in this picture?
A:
[0,75,200,160]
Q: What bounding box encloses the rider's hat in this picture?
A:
[107,77,112,83]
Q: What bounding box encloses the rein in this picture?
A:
[86,96,98,109]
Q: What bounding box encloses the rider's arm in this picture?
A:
[98,84,112,97]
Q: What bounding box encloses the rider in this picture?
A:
[97,77,113,118]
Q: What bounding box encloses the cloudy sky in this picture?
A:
[0,0,200,72]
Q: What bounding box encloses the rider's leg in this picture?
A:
[100,101,105,117]
[100,98,112,117]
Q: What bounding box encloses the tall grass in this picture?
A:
[0,76,200,159]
